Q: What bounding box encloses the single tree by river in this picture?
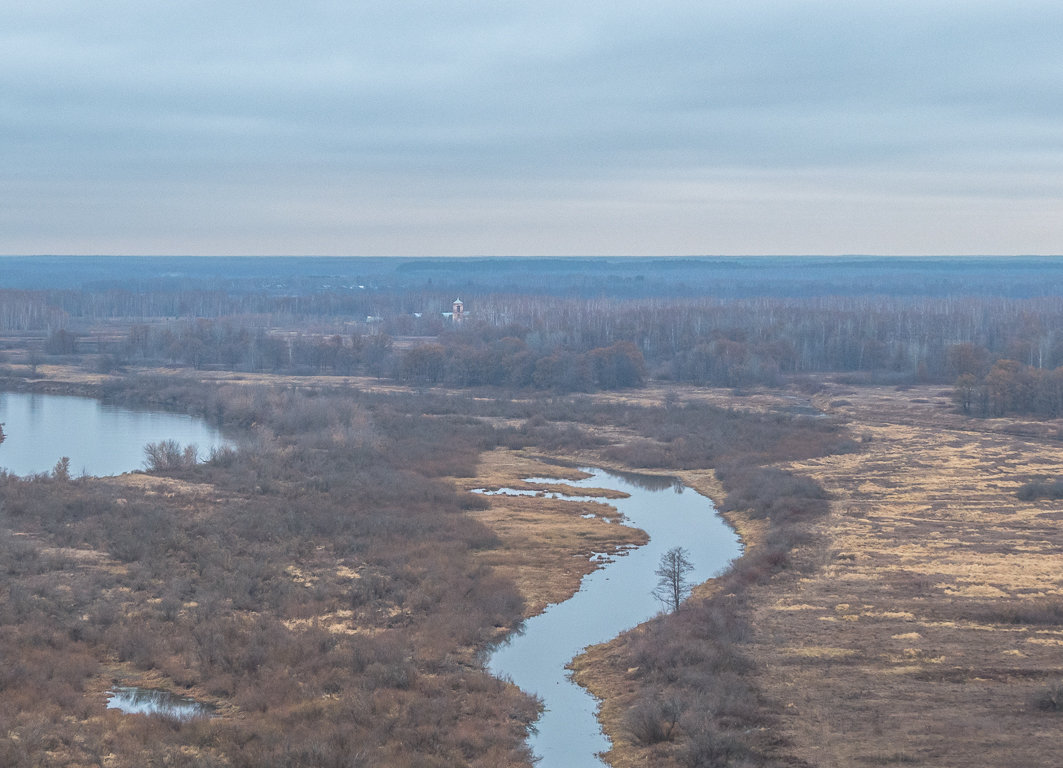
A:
[653,546,694,613]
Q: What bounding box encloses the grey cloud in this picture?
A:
[2,1,1063,254]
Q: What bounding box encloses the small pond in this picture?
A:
[0,392,227,476]
[106,686,215,720]
[481,467,742,767]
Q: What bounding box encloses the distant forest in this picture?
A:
[3,256,1063,412]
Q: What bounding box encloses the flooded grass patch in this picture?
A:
[106,686,215,721]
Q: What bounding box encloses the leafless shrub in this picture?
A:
[143,440,198,471]
[680,724,754,768]
[207,444,238,467]
[625,696,683,744]
[365,661,415,691]
[51,456,71,481]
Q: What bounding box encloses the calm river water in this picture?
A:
[0,392,227,476]
[482,467,741,767]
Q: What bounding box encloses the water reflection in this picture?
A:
[106,687,214,720]
[26,393,44,418]
[525,466,682,493]
[598,468,681,492]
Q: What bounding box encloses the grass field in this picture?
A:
[745,384,1063,767]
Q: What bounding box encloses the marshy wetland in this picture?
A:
[6,256,1063,767]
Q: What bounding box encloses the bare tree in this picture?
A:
[653,546,694,613]
[144,440,198,471]
[0,422,5,445]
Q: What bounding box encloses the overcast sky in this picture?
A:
[3,1,1062,256]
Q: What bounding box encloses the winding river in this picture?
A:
[481,467,742,767]
[0,392,227,476]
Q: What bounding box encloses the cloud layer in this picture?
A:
[3,1,1062,255]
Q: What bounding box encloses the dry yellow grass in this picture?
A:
[745,384,1063,767]
[14,362,418,393]
[461,450,649,616]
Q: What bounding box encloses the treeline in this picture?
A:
[475,294,1063,386]
[0,289,69,331]
[13,282,1063,388]
[952,356,1063,418]
[395,338,645,390]
[37,320,649,392]
[7,255,1063,299]
[0,287,394,327]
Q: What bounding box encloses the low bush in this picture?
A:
[971,600,1063,626]
[143,439,199,471]
[624,696,682,745]
[1017,479,1063,501]
[1034,681,1063,712]
[680,726,755,768]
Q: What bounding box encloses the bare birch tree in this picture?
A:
[653,546,694,613]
